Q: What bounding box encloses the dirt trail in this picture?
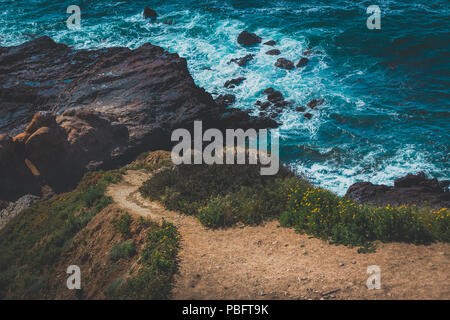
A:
[107,170,450,300]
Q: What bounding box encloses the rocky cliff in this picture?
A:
[0,37,277,201]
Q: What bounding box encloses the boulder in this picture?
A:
[275,58,295,70]
[303,113,312,119]
[237,31,262,47]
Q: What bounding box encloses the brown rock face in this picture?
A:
[0,37,277,200]
[345,172,450,207]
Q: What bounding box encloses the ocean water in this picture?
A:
[1,0,449,195]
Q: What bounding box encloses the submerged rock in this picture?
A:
[143,7,157,21]
[237,31,262,46]
[275,58,295,70]
[307,98,325,109]
[345,172,450,207]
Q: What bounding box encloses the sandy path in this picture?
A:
[106,170,450,300]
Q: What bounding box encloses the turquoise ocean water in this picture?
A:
[1,0,449,195]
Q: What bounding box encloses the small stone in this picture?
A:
[264,40,277,46]
[339,262,345,267]
[266,49,281,55]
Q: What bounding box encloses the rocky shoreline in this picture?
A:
[0,36,448,209]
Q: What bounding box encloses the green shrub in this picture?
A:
[111,220,180,300]
[109,240,137,262]
[112,212,132,236]
[280,186,444,249]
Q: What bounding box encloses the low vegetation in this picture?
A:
[139,163,296,225]
[140,162,449,251]
[0,170,123,299]
[108,219,180,300]
[109,240,137,262]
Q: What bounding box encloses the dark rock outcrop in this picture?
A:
[266,49,281,56]
[229,54,255,67]
[0,37,278,201]
[275,58,295,70]
[297,57,309,68]
[224,77,246,88]
[143,7,157,21]
[237,31,262,47]
[345,172,450,207]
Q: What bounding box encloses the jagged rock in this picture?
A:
[297,57,309,68]
[0,37,278,200]
[266,49,281,55]
[307,98,325,109]
[224,77,246,88]
[275,58,295,70]
[143,7,157,21]
[263,40,276,46]
[263,87,275,94]
[345,172,450,207]
[237,31,262,47]
[295,106,306,112]
[229,54,255,67]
